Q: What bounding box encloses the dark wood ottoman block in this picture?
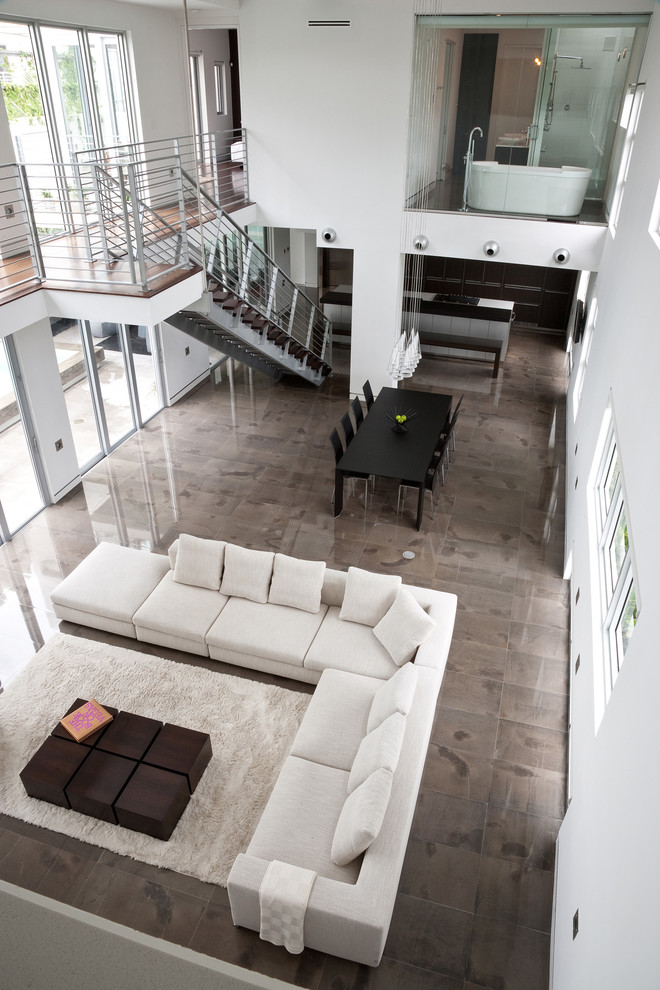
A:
[66,750,137,823]
[96,711,162,761]
[51,698,119,747]
[20,736,90,808]
[114,764,190,840]
[143,723,212,793]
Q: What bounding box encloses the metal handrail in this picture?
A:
[75,129,249,211]
[1,144,330,364]
[183,173,331,359]
[0,163,45,291]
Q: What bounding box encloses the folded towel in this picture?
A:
[259,859,317,954]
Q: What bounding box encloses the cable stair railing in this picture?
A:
[171,168,333,385]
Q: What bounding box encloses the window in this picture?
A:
[649,176,660,252]
[610,83,645,234]
[593,418,639,694]
[214,61,226,115]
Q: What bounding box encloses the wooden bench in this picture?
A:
[419,332,503,379]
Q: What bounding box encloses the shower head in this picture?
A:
[555,54,588,69]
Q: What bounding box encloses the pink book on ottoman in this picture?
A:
[60,699,114,743]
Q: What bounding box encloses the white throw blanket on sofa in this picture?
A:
[259,859,317,954]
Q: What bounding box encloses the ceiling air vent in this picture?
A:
[308,20,351,28]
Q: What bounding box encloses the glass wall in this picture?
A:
[50,318,165,474]
[0,18,135,164]
[407,13,650,219]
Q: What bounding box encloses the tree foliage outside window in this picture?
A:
[0,51,45,124]
[595,426,639,693]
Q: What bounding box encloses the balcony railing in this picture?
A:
[76,129,249,212]
[0,135,332,364]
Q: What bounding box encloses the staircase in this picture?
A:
[177,178,332,384]
[82,151,333,384]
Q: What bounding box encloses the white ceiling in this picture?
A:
[111,0,237,12]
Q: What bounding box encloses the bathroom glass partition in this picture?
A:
[407,12,650,220]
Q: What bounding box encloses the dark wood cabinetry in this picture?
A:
[405,255,577,331]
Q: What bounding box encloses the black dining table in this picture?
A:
[334,386,453,530]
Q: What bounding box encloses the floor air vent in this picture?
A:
[308,20,351,28]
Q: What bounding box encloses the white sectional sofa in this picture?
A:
[50,535,458,966]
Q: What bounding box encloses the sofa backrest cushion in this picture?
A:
[321,568,347,608]
[373,588,437,666]
[172,533,226,591]
[347,711,406,794]
[338,567,402,627]
[330,766,393,867]
[268,553,326,613]
[220,544,275,603]
[367,662,418,733]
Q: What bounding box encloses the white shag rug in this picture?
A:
[0,633,310,886]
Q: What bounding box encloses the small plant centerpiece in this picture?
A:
[386,407,418,434]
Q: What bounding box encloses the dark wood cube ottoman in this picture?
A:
[20,736,90,808]
[114,763,190,840]
[66,750,137,823]
[143,722,212,792]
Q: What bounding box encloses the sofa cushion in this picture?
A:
[220,544,274,603]
[133,571,228,646]
[290,669,381,771]
[50,542,169,626]
[268,553,326,613]
[304,606,399,680]
[367,662,418,733]
[247,756,361,884]
[320,568,347,608]
[331,767,393,867]
[338,567,402,626]
[173,533,225,590]
[206,596,328,667]
[373,588,437,666]
[347,712,406,794]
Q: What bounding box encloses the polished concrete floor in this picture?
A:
[0,331,570,990]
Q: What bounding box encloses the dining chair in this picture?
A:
[363,379,375,410]
[397,434,451,517]
[440,393,463,461]
[350,395,364,429]
[340,411,355,447]
[330,427,370,506]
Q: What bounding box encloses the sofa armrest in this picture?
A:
[228,853,392,967]
[409,587,457,674]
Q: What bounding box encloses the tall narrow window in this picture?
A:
[610,83,645,234]
[214,61,226,115]
[593,418,639,694]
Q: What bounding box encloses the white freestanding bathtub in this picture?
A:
[468,162,592,217]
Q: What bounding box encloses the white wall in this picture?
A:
[160,321,211,403]
[238,0,415,394]
[0,880,295,990]
[554,6,660,989]
[13,318,79,500]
